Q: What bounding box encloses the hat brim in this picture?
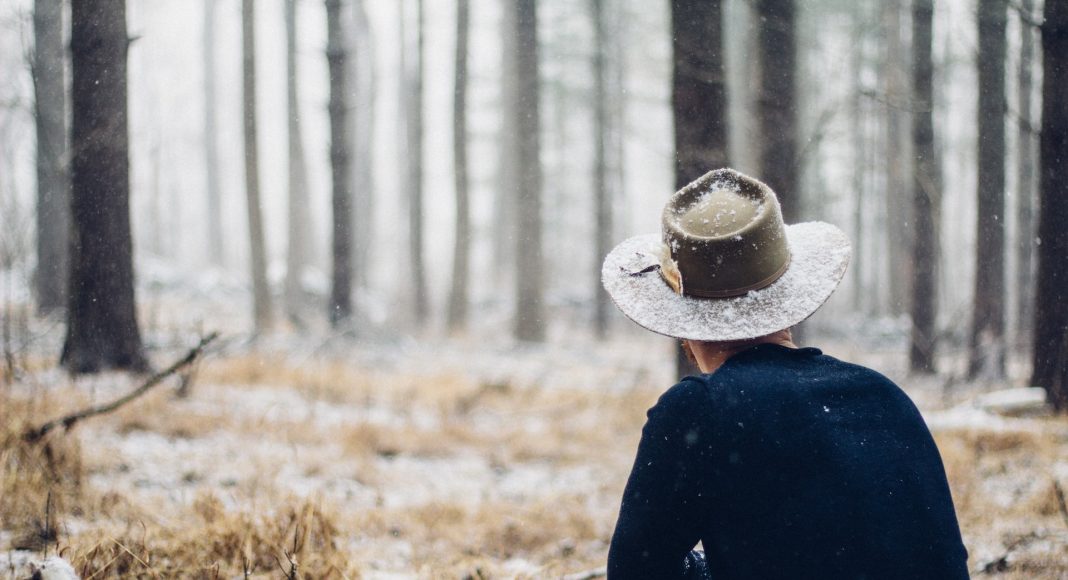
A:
[601,221,851,342]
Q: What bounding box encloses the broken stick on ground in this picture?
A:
[22,332,220,443]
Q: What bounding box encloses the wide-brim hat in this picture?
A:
[601,168,851,342]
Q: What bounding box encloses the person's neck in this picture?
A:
[688,331,796,374]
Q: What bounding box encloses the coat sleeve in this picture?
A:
[607,379,712,579]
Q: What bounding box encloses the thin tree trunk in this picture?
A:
[671,0,728,377]
[284,0,312,322]
[909,0,940,374]
[1033,0,1068,410]
[883,0,912,316]
[242,0,273,333]
[327,0,353,326]
[494,0,518,294]
[446,0,470,333]
[968,0,1007,379]
[511,0,545,342]
[850,1,868,315]
[33,0,69,313]
[203,0,224,267]
[756,0,798,222]
[591,0,612,339]
[352,0,374,289]
[62,0,148,373]
[1015,0,1037,348]
[756,0,802,342]
[608,0,625,251]
[406,0,428,325]
[673,0,729,185]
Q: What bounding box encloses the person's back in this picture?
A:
[607,344,967,579]
[600,169,968,578]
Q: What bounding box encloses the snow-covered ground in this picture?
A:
[3,297,1068,577]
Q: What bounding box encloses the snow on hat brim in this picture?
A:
[601,221,851,342]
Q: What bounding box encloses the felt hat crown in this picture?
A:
[602,168,851,342]
[660,170,791,297]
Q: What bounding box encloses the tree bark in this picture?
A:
[883,0,912,316]
[327,0,353,326]
[1033,0,1068,410]
[203,0,224,267]
[850,1,868,315]
[1015,0,1037,347]
[284,0,313,322]
[352,0,374,289]
[756,0,798,223]
[756,0,803,343]
[494,1,518,292]
[33,0,69,313]
[591,0,613,340]
[242,0,273,333]
[909,0,940,374]
[968,0,1007,379]
[446,0,470,333]
[62,0,148,373]
[404,0,428,325]
[511,0,545,342]
[671,0,728,377]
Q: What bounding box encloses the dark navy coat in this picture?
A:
[608,344,969,579]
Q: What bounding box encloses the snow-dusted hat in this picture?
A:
[601,168,851,342]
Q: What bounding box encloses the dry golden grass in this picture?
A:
[0,394,84,553]
[63,495,356,578]
[935,424,1068,578]
[5,351,1068,577]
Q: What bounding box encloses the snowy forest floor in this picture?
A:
[3,305,1068,578]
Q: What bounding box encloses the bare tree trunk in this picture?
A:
[968,0,1007,380]
[62,0,148,373]
[672,0,728,376]
[33,0,69,313]
[242,0,273,333]
[352,0,374,289]
[756,0,803,343]
[608,0,626,250]
[591,0,613,339]
[850,1,868,315]
[404,0,428,325]
[511,0,545,342]
[284,0,312,322]
[447,0,470,333]
[909,0,940,374]
[327,0,353,326]
[756,0,798,222]
[494,0,518,295]
[1033,0,1068,410]
[883,0,912,316]
[1015,0,1037,348]
[203,0,224,267]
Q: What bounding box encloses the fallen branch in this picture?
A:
[22,332,220,443]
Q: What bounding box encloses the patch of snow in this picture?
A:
[0,553,78,580]
[973,387,1048,417]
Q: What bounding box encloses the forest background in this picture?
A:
[1,0,1067,577]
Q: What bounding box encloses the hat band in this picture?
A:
[659,252,792,299]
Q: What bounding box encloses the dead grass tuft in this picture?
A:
[66,496,357,578]
[0,392,84,552]
[383,497,605,571]
[202,355,375,405]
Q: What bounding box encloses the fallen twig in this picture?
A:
[22,332,220,443]
[1054,480,1068,530]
